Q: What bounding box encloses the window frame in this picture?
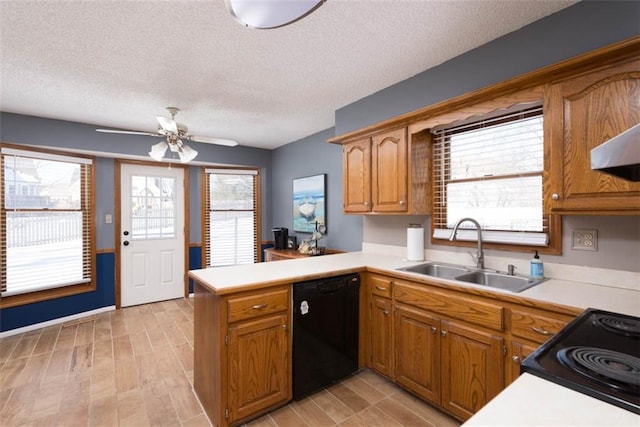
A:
[414,88,561,255]
[201,166,262,267]
[0,143,96,308]
[431,105,548,245]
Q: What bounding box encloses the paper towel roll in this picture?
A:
[407,225,424,261]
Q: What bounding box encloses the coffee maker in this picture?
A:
[272,227,289,249]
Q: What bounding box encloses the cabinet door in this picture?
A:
[546,59,640,214]
[370,296,393,378]
[227,313,289,423]
[394,304,440,405]
[371,128,408,212]
[343,138,372,213]
[440,320,504,421]
[507,341,539,385]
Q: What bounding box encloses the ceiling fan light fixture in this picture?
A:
[177,144,198,163]
[225,0,324,29]
[149,140,168,161]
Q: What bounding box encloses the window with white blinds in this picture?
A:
[1,147,94,297]
[204,168,259,267]
[431,105,549,246]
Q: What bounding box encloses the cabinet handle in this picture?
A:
[364,201,369,206]
[282,325,288,330]
[532,326,553,336]
[252,304,268,310]
[375,286,387,291]
[382,310,389,316]
[551,193,560,200]
[512,356,521,364]
[430,326,437,334]
[399,200,405,205]
[440,330,447,337]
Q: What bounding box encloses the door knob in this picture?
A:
[123,241,129,246]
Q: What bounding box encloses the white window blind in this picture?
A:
[1,147,93,296]
[432,105,549,246]
[204,169,259,267]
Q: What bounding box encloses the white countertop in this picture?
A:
[462,374,640,427]
[189,251,640,316]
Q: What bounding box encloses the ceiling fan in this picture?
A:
[96,107,238,163]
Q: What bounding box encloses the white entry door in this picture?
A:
[120,163,185,307]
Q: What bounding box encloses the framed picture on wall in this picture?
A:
[293,174,326,233]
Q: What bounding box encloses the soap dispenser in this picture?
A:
[530,250,544,279]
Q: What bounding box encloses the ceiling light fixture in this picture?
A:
[149,136,198,163]
[225,0,325,29]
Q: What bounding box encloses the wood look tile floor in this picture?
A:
[0,298,461,427]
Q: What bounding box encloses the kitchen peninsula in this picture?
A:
[189,250,639,427]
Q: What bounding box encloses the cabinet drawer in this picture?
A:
[227,288,289,323]
[393,280,504,331]
[510,308,573,344]
[370,275,393,298]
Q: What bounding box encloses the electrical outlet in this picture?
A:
[572,229,597,251]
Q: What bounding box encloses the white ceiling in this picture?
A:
[0,0,577,150]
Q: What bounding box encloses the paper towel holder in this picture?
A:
[407,223,425,262]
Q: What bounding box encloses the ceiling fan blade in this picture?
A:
[156,116,178,133]
[96,128,160,137]
[191,135,238,147]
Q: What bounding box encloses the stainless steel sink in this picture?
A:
[397,262,470,280]
[397,262,546,293]
[453,270,546,293]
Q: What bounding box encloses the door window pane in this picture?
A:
[130,175,176,239]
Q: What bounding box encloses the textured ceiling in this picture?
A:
[0,0,577,150]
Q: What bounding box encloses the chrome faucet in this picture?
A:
[449,217,484,269]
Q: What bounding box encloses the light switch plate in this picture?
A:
[572,229,597,251]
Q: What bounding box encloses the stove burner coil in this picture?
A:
[594,315,640,337]
[558,347,640,390]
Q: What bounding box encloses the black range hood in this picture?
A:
[590,123,640,182]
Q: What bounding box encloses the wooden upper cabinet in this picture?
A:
[545,58,640,214]
[341,127,429,215]
[343,138,371,213]
[371,128,408,213]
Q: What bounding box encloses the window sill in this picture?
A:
[0,282,96,308]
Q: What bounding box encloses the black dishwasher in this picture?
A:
[292,273,360,400]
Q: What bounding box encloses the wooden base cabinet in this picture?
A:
[227,313,289,422]
[506,307,574,385]
[440,320,504,420]
[394,304,504,421]
[394,304,440,404]
[194,283,291,427]
[366,274,394,378]
[370,296,393,377]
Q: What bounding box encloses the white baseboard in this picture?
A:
[0,305,116,339]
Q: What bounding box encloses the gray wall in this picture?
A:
[0,112,274,247]
[335,1,640,135]
[272,128,362,252]
[271,1,640,269]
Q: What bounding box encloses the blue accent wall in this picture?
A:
[188,245,203,294]
[1,252,115,331]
